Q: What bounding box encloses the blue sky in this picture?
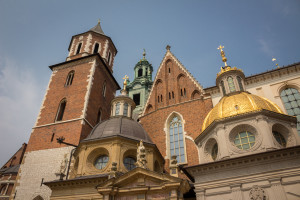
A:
[0,0,299,166]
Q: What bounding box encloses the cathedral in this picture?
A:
[1,21,300,200]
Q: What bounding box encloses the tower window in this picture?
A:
[123,103,128,117]
[169,116,186,163]
[169,92,171,99]
[237,76,244,91]
[220,80,226,95]
[272,131,286,147]
[227,76,236,92]
[65,71,74,86]
[76,43,82,55]
[96,109,102,124]
[56,99,67,121]
[158,96,160,103]
[102,81,106,97]
[93,43,99,54]
[123,157,136,171]
[115,102,120,115]
[181,89,183,96]
[184,88,186,97]
[145,68,148,76]
[172,91,174,99]
[234,131,255,150]
[169,68,171,73]
[133,93,140,106]
[108,52,111,64]
[161,95,163,102]
[138,68,143,77]
[211,143,218,161]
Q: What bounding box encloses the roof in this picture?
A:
[0,164,20,174]
[90,22,105,35]
[201,91,284,132]
[83,117,153,144]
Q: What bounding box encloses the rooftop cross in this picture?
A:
[217,45,228,67]
[98,19,100,24]
[123,75,129,90]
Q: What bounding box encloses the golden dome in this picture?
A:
[202,92,284,131]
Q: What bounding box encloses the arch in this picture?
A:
[177,73,186,82]
[55,98,67,121]
[76,43,82,55]
[272,123,294,147]
[155,79,163,86]
[191,90,201,100]
[33,195,44,200]
[166,59,172,74]
[122,149,137,171]
[165,112,187,163]
[93,43,99,54]
[204,138,218,162]
[145,104,153,114]
[87,147,110,171]
[65,70,75,86]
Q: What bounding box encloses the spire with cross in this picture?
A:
[217,45,228,67]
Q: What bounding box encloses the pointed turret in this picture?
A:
[89,19,105,35]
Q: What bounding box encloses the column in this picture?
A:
[231,184,244,200]
[270,178,287,200]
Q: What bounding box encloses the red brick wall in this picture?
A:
[141,53,213,170]
[27,56,118,152]
[1,144,26,168]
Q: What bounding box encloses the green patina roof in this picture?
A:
[134,58,153,70]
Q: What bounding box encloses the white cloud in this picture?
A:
[0,57,43,166]
[258,39,274,57]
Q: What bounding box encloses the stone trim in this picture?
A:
[33,117,94,129]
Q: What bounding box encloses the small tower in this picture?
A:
[127,50,153,119]
[215,45,245,96]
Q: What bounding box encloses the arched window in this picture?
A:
[280,88,300,134]
[102,81,106,97]
[138,68,143,77]
[123,103,128,117]
[220,80,226,95]
[56,99,67,121]
[237,76,244,91]
[169,68,171,73]
[181,89,183,96]
[107,52,112,64]
[93,43,99,54]
[96,109,102,124]
[272,131,286,147]
[115,102,120,115]
[169,92,171,99]
[227,76,236,92]
[65,71,74,86]
[123,157,136,171]
[76,43,82,55]
[169,116,186,163]
[158,96,160,103]
[184,88,186,97]
[211,143,218,161]
[172,91,174,99]
[161,95,163,102]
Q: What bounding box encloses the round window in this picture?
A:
[123,157,136,171]
[234,131,255,150]
[272,131,286,147]
[211,143,218,161]
[94,155,109,170]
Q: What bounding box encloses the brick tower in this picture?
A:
[12,21,120,200]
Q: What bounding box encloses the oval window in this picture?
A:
[123,156,136,171]
[94,155,109,170]
[234,131,255,150]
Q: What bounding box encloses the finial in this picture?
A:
[98,19,100,24]
[143,49,146,59]
[166,45,171,51]
[217,45,228,67]
[123,75,129,90]
[272,58,279,69]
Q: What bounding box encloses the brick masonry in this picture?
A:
[140,51,213,171]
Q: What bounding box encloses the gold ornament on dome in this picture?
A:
[202,92,284,132]
[123,75,129,90]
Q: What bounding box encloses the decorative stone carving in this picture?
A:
[135,140,147,169]
[249,185,267,200]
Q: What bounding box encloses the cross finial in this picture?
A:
[217,45,228,67]
[123,75,129,90]
[98,19,100,24]
[166,45,171,51]
[143,49,146,59]
[272,57,279,69]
